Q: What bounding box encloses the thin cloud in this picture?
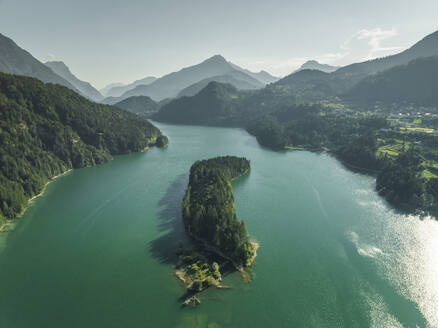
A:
[343,28,403,61]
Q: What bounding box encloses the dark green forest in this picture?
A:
[182,156,256,267]
[154,82,241,125]
[113,95,159,117]
[0,73,163,225]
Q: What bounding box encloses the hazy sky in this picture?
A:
[1,0,438,89]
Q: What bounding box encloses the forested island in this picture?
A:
[0,73,165,230]
[176,156,257,305]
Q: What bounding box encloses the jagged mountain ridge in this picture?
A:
[103,55,270,104]
[45,61,103,102]
[0,33,79,93]
[104,76,157,98]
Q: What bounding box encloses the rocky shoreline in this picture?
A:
[174,242,258,307]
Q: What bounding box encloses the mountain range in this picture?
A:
[271,30,438,102]
[102,55,278,104]
[154,29,438,126]
[3,29,438,112]
[103,76,157,98]
[0,33,278,106]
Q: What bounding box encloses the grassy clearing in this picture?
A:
[376,142,410,158]
[422,161,438,169]
[377,148,399,157]
[323,103,345,110]
[421,169,438,179]
[400,127,435,133]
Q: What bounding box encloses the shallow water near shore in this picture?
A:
[0,122,437,328]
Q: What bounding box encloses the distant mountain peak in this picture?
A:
[202,55,229,66]
[205,54,227,61]
[297,60,340,73]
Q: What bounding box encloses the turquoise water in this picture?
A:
[1,122,437,327]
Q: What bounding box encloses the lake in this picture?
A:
[1,122,437,327]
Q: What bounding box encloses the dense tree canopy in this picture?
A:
[154,82,241,125]
[113,95,158,117]
[377,152,424,208]
[182,156,255,267]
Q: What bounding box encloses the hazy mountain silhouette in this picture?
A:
[229,62,279,84]
[45,61,103,102]
[296,60,340,73]
[99,82,124,97]
[0,33,79,93]
[104,76,157,98]
[103,55,262,103]
[178,70,263,97]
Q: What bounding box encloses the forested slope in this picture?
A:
[344,55,438,106]
[0,73,163,225]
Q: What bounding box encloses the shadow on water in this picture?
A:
[149,174,190,264]
[149,170,250,265]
